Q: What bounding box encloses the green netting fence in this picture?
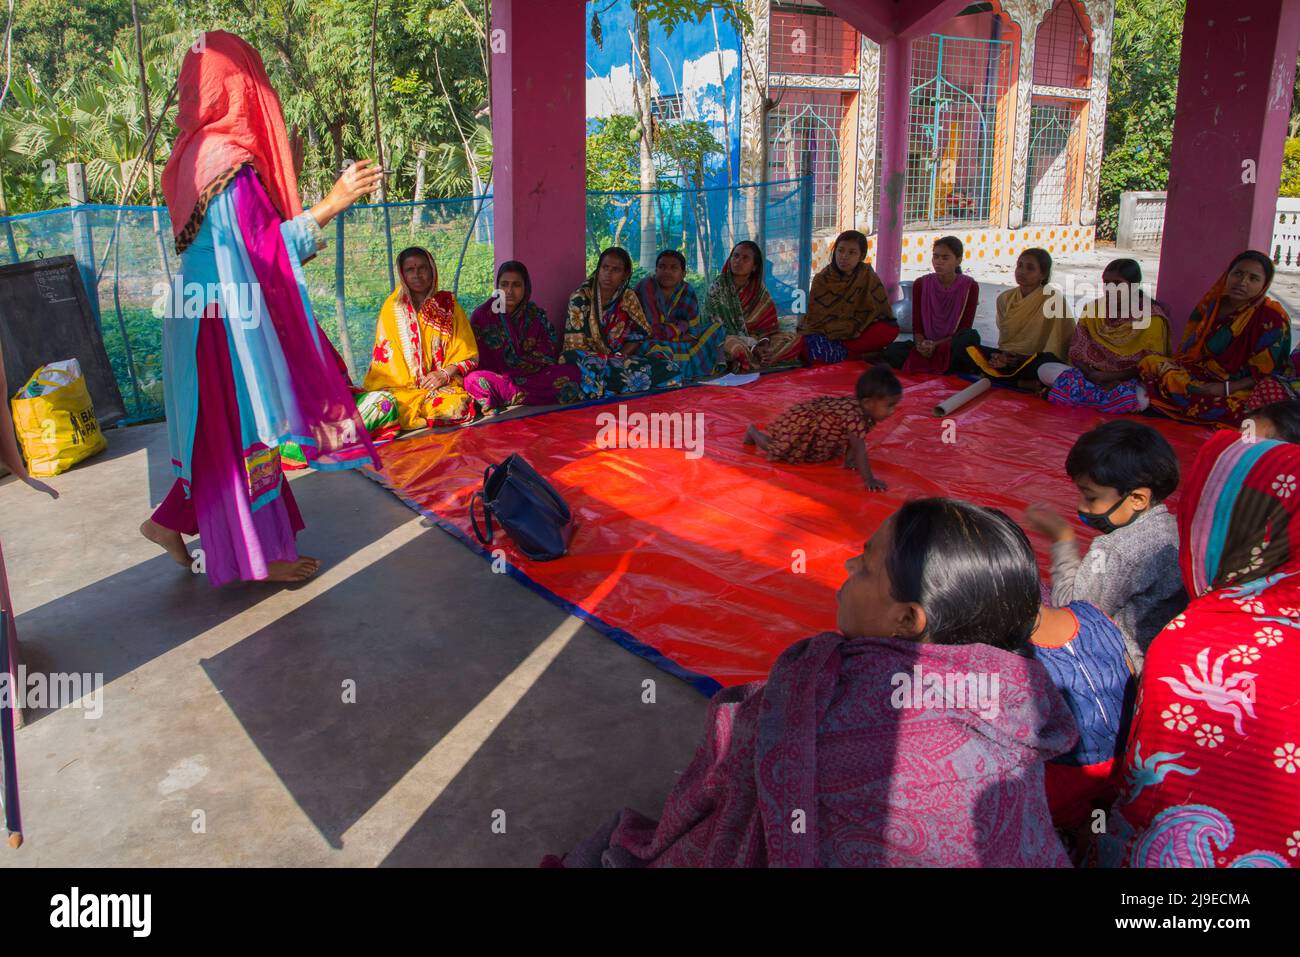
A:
[0,176,812,423]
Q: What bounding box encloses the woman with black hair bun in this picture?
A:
[1138,249,1292,426]
[549,498,1076,868]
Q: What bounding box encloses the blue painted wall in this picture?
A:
[586,2,744,187]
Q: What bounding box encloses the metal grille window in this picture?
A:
[767,89,848,230]
[904,34,1013,227]
[651,93,684,120]
[1033,0,1091,89]
[1025,102,1081,224]
[769,1,859,76]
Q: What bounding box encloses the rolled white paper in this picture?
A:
[933,377,991,417]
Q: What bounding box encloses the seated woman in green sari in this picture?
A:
[562,246,682,398]
[702,240,803,372]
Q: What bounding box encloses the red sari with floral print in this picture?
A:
[1098,431,1300,868]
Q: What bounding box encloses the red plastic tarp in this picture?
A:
[369,365,1212,692]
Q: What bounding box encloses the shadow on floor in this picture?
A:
[11,467,414,726]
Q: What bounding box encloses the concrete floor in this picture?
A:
[0,421,709,867]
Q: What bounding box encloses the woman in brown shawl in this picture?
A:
[798,230,898,365]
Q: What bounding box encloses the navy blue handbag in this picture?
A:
[470,454,574,561]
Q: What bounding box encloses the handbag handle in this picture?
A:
[469,490,493,545]
[470,461,501,545]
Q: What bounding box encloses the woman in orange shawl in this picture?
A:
[1138,250,1291,427]
[140,32,379,585]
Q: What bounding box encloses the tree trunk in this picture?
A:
[131,0,170,281]
[635,13,656,271]
[711,9,735,249]
[694,165,708,273]
[306,124,322,206]
[410,146,427,235]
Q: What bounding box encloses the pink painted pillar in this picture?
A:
[1156,0,1300,341]
[490,0,588,326]
[876,36,912,300]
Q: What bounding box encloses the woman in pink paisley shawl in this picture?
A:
[549,499,1078,867]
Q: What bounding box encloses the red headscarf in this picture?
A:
[161,31,302,236]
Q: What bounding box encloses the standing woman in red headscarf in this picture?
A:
[139,32,382,585]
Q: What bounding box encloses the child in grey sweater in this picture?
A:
[1025,421,1187,673]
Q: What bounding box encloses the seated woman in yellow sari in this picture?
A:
[1038,259,1171,415]
[363,247,522,429]
[1138,250,1292,427]
[965,247,1074,387]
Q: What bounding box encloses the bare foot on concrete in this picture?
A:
[266,557,321,582]
[140,519,191,567]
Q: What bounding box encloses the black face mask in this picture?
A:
[1077,496,1136,535]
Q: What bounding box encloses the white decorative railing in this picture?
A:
[1273,198,1300,270]
[1117,191,1300,271]
[1115,191,1168,249]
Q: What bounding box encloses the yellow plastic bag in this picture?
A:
[10,359,107,477]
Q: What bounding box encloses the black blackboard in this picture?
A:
[0,256,124,426]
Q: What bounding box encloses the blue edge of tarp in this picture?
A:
[355,373,825,701]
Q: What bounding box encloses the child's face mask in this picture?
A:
[1077,497,1138,534]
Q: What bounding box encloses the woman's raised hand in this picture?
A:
[311,159,384,228]
[333,159,384,206]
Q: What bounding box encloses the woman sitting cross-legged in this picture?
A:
[1038,258,1170,415]
[469,260,583,406]
[964,247,1074,388]
[363,246,523,428]
[799,229,899,366]
[704,240,803,373]
[548,499,1077,868]
[561,246,682,398]
[1137,250,1291,427]
[882,235,980,375]
[636,249,726,381]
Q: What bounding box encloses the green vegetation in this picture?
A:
[1097,0,1300,238]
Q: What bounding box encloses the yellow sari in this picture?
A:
[967,285,1074,378]
[362,251,479,429]
[996,286,1074,356]
[1072,296,1170,371]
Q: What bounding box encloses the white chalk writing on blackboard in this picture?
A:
[34,268,76,304]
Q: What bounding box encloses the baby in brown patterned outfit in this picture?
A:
[744,365,902,491]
